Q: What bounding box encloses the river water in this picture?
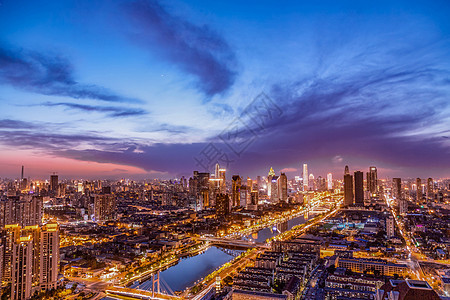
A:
[126,213,310,294]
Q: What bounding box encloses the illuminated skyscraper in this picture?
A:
[393,178,402,199]
[386,216,394,239]
[231,175,241,207]
[11,236,33,300]
[215,194,230,217]
[0,195,43,228]
[270,176,278,202]
[94,193,116,221]
[309,173,315,190]
[214,163,219,177]
[344,166,353,207]
[50,174,58,194]
[22,225,41,286]
[2,224,20,282]
[416,178,422,202]
[268,167,275,197]
[367,166,377,194]
[302,164,308,191]
[354,171,364,206]
[40,223,60,291]
[327,173,333,190]
[427,178,433,200]
[218,168,226,194]
[246,177,253,205]
[344,165,349,175]
[278,173,288,202]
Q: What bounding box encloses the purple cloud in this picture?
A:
[0,45,142,103]
[123,0,237,97]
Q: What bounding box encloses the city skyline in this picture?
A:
[1,0,450,179]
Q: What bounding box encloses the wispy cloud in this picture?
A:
[123,0,237,97]
[0,45,142,103]
[41,102,148,117]
[0,119,36,129]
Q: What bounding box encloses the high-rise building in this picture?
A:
[218,168,226,194]
[354,171,364,206]
[344,165,350,175]
[344,174,354,207]
[2,224,21,282]
[11,236,33,300]
[94,193,116,221]
[416,178,422,202]
[270,176,279,202]
[367,166,377,194]
[246,177,253,205]
[50,174,58,194]
[231,175,241,207]
[22,225,41,286]
[327,173,333,190]
[267,167,275,197]
[386,216,394,239]
[215,194,230,217]
[315,176,324,191]
[40,223,60,291]
[393,178,402,199]
[427,178,433,200]
[309,173,315,190]
[0,195,43,228]
[214,163,220,180]
[278,173,288,202]
[302,163,308,191]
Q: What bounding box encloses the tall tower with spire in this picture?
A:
[302,164,308,191]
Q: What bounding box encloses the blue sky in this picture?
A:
[0,0,449,179]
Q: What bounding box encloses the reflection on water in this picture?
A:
[244,214,306,243]
[131,246,241,293]
[120,213,311,296]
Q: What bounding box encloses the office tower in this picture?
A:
[267,167,275,197]
[22,225,41,286]
[416,178,422,202]
[40,223,60,291]
[309,173,315,190]
[302,163,308,191]
[218,168,226,194]
[197,172,210,208]
[270,175,279,202]
[367,166,378,194]
[215,194,230,217]
[246,191,259,210]
[354,171,364,206]
[344,165,349,175]
[214,163,220,180]
[250,191,258,205]
[231,176,241,207]
[386,216,394,239]
[246,177,253,205]
[2,224,20,282]
[393,178,402,199]
[327,173,333,190]
[20,166,26,190]
[50,174,58,193]
[94,193,116,221]
[278,173,288,202]
[399,199,407,215]
[427,178,433,200]
[344,174,354,207]
[11,236,33,300]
